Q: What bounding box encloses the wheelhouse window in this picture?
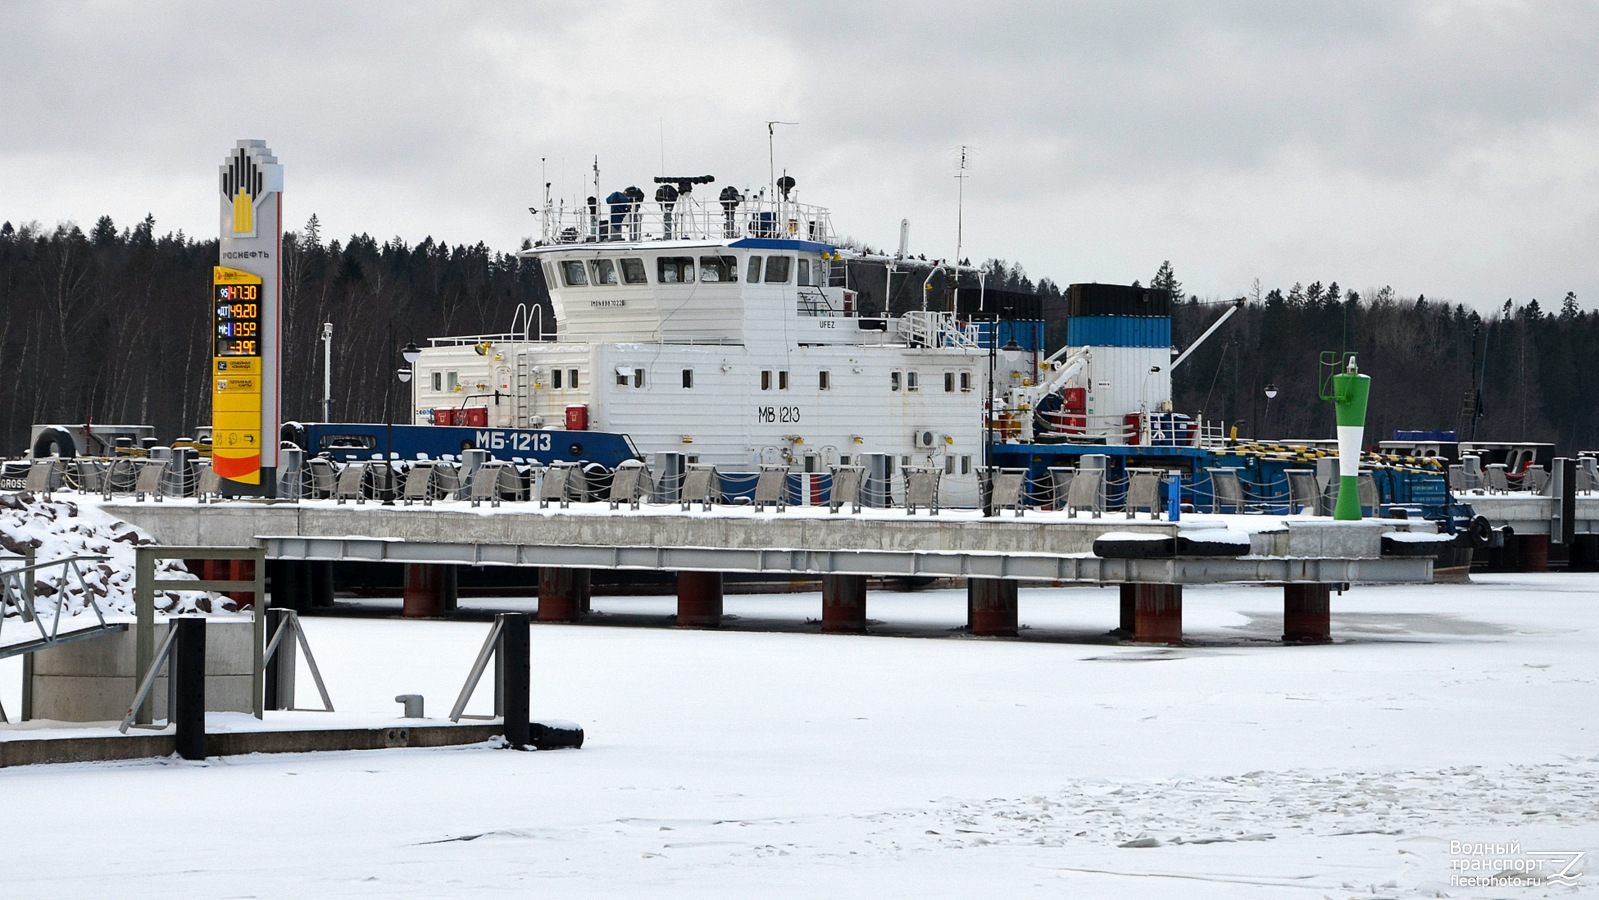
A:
[796,258,811,286]
[764,256,791,283]
[620,257,648,284]
[778,370,790,390]
[890,371,901,392]
[431,372,442,392]
[589,258,618,285]
[944,372,955,393]
[568,368,579,388]
[818,370,831,390]
[658,257,695,283]
[447,371,460,391]
[552,369,563,389]
[633,368,645,388]
[746,255,762,283]
[559,260,588,286]
[682,368,694,388]
[699,255,738,283]
[761,370,773,391]
[906,371,919,392]
[960,371,973,392]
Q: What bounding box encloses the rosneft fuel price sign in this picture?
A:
[213,266,263,484]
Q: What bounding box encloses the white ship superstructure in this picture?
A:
[409,177,991,505]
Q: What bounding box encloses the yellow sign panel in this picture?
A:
[215,357,259,375]
[214,266,260,284]
[212,410,261,432]
[213,266,264,485]
[213,390,263,413]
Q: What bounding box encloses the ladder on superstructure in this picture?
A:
[514,350,532,427]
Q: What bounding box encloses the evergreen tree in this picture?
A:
[1151,260,1182,300]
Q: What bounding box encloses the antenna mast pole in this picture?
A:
[955,145,970,271]
[766,120,797,198]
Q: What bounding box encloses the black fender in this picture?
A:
[32,426,76,459]
[1469,515,1494,551]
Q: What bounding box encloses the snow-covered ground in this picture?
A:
[1,575,1595,898]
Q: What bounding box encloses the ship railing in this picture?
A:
[894,311,982,349]
[1194,417,1230,449]
[537,195,835,247]
[425,333,537,348]
[796,286,836,317]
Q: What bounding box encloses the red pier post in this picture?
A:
[538,567,590,623]
[822,574,867,634]
[969,578,1018,637]
[1519,534,1551,572]
[1282,583,1331,643]
[676,571,723,628]
[402,564,449,618]
[1132,584,1182,644]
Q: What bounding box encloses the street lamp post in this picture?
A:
[984,322,996,517]
[1263,383,1278,440]
[384,339,422,506]
[321,322,334,422]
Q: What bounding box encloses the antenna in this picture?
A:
[766,120,797,196]
[954,145,971,272]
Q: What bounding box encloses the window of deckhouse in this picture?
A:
[658,257,695,283]
[620,258,648,284]
[560,260,588,286]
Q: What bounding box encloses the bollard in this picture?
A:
[173,617,207,761]
[497,613,531,749]
[395,694,425,718]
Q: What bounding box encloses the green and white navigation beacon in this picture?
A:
[1321,353,1371,521]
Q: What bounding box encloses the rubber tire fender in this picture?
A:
[31,426,76,459]
[1468,515,1494,551]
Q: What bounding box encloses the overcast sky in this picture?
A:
[5,1,1597,311]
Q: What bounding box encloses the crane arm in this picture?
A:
[1170,296,1245,370]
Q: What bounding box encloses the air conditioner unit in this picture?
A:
[915,430,937,449]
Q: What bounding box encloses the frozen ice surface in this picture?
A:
[0,573,1595,898]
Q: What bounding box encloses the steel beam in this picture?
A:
[261,535,1430,585]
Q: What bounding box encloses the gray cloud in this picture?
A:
[3,1,1596,309]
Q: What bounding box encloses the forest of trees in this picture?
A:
[981,259,1599,456]
[1,215,1595,457]
[0,215,540,453]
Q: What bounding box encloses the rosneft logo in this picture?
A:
[222,147,264,235]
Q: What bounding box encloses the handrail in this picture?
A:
[0,555,114,661]
[536,193,836,247]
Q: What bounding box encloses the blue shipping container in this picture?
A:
[1066,316,1172,348]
